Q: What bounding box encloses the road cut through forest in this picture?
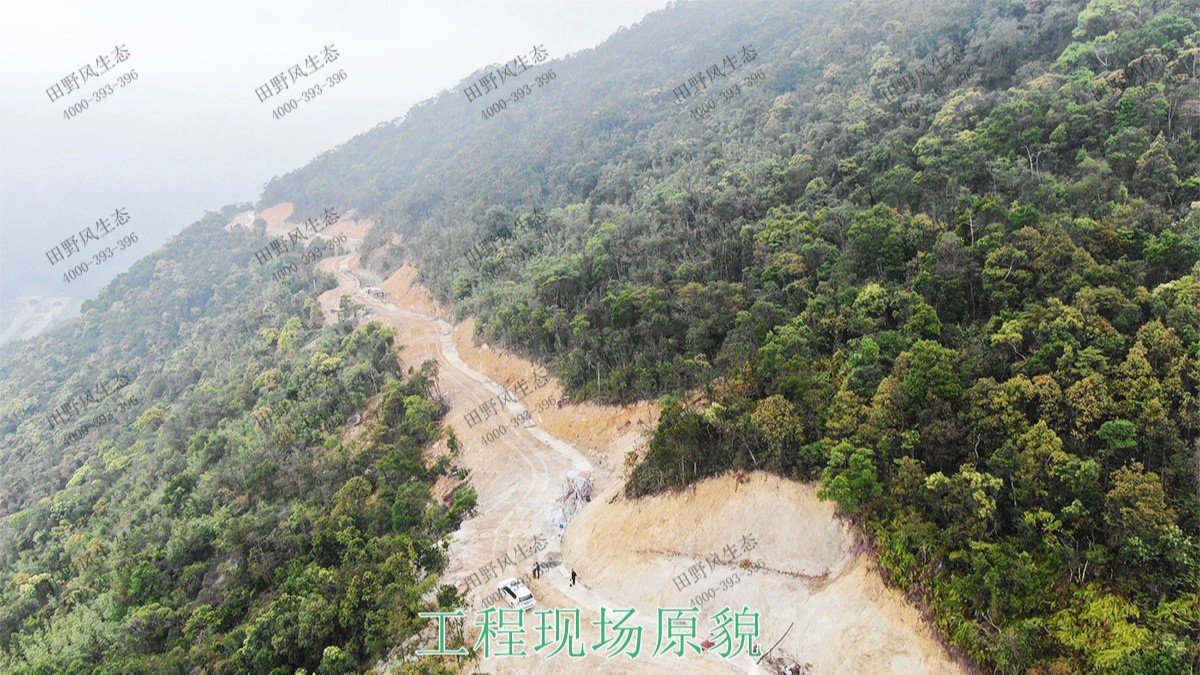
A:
[304,212,963,674]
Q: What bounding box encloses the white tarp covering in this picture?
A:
[548,468,593,530]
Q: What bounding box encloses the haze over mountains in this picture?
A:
[0,0,669,332]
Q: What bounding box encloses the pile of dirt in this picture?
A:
[325,211,369,239]
[379,264,449,319]
[260,202,293,230]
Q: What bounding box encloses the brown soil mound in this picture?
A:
[260,202,293,229]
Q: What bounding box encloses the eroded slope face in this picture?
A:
[567,474,960,673]
[326,253,960,673]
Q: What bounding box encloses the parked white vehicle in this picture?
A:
[496,577,535,610]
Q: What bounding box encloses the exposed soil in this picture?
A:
[298,207,962,674]
[259,202,293,229]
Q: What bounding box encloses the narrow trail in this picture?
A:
[305,239,963,674]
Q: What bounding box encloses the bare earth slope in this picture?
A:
[569,474,960,673]
[301,213,961,673]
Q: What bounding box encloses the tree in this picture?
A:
[277,316,305,353]
[318,645,353,675]
[1105,461,1177,549]
[392,482,429,532]
[750,394,805,472]
[1098,419,1138,457]
[924,465,1004,543]
[337,296,362,323]
[1133,132,1179,205]
[1050,585,1154,672]
[847,205,907,281]
[1012,421,1068,509]
[819,443,883,515]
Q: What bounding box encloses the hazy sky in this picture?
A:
[0,0,672,304]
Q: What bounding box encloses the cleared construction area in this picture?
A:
[290,205,962,673]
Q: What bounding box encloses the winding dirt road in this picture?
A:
[304,230,964,674]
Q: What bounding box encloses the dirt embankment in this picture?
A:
[296,210,961,673]
[569,474,961,673]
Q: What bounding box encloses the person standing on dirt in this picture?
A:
[570,569,577,586]
[533,562,540,579]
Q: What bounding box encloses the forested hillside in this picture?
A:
[2,0,1198,671]
[259,0,1200,671]
[0,207,475,672]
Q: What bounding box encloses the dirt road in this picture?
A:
[304,223,963,673]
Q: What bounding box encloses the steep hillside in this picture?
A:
[259,0,1200,671]
[0,208,477,672]
[2,0,1198,671]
